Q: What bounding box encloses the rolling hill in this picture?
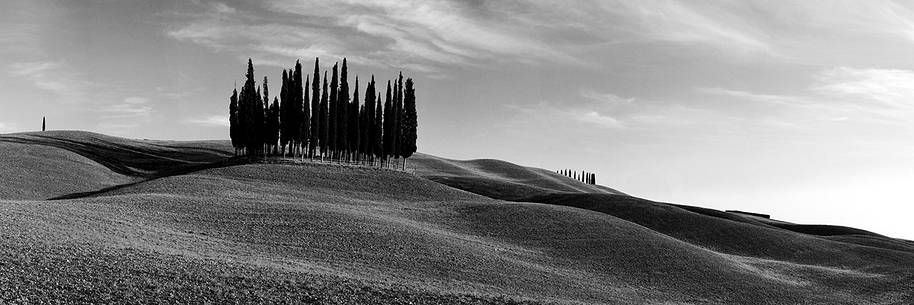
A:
[0,131,912,304]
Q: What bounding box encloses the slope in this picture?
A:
[0,131,912,304]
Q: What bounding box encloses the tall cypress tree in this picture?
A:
[292,61,303,156]
[364,76,376,161]
[301,74,310,158]
[374,92,383,164]
[229,87,239,154]
[393,72,404,159]
[338,59,350,158]
[319,71,329,157]
[328,62,338,156]
[401,77,417,159]
[382,80,393,163]
[310,58,321,157]
[262,76,271,154]
[279,70,291,155]
[352,76,360,160]
[240,58,260,155]
[269,97,280,154]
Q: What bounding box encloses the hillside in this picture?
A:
[1,131,912,304]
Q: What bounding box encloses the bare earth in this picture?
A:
[1,130,912,304]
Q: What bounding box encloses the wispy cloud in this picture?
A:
[186,114,229,127]
[8,61,93,101]
[97,97,153,120]
[814,67,914,110]
[165,0,584,74]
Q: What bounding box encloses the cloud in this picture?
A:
[186,114,229,127]
[8,61,93,101]
[97,97,153,120]
[507,101,624,130]
[594,1,771,54]
[165,0,583,74]
[696,87,807,106]
[581,90,635,106]
[813,67,914,110]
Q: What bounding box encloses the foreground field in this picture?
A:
[1,131,912,304]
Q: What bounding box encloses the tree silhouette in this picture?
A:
[349,75,360,161]
[374,91,383,164]
[310,58,321,158]
[279,70,291,155]
[319,71,329,158]
[268,97,280,154]
[383,80,393,166]
[301,73,311,159]
[42,116,46,132]
[229,87,239,155]
[290,61,303,157]
[339,59,350,160]
[225,57,419,167]
[393,72,404,163]
[328,62,338,157]
[401,77,418,161]
[364,76,376,163]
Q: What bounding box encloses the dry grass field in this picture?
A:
[1,130,912,304]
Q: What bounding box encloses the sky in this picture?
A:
[2,0,914,239]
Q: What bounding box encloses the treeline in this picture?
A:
[229,58,417,169]
[557,169,596,185]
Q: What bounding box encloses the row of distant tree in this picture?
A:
[229,58,417,168]
[557,169,596,185]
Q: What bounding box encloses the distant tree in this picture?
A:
[42,116,46,131]
[401,77,418,162]
[229,87,239,155]
[310,58,321,158]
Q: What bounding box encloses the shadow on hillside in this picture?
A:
[0,134,232,178]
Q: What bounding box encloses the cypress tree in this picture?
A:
[339,59,349,159]
[310,58,321,158]
[352,76,360,160]
[269,97,280,154]
[301,73,310,159]
[279,70,290,155]
[262,76,271,154]
[291,61,303,157]
[382,80,393,164]
[319,71,329,158]
[401,77,417,159]
[329,62,338,157]
[364,76,376,162]
[240,58,260,155]
[42,116,46,131]
[393,72,404,160]
[374,92,382,164]
[229,88,239,154]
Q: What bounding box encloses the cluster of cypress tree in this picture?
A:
[229,58,418,169]
[557,169,596,185]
